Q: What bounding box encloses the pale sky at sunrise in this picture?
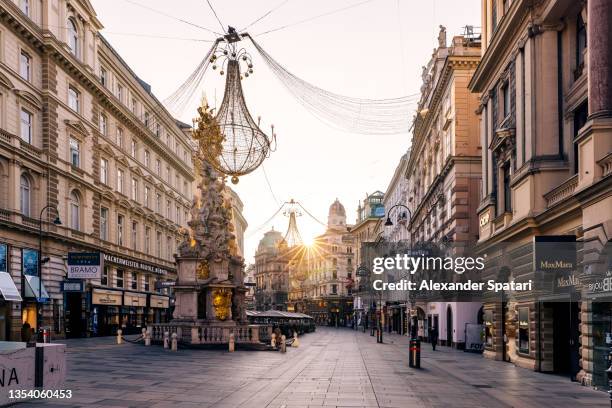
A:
[90,0,480,264]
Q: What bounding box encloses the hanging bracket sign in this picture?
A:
[67,252,103,279]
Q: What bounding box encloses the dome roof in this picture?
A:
[257,228,286,252]
[329,199,346,217]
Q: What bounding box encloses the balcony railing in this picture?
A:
[599,153,612,178]
[544,174,579,208]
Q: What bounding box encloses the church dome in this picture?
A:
[257,228,286,253]
[329,199,346,217]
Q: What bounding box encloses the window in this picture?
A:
[20,51,30,81]
[332,284,337,294]
[20,0,30,16]
[144,150,150,167]
[576,14,587,71]
[166,236,172,259]
[20,109,32,143]
[131,98,137,114]
[144,186,150,207]
[116,127,123,148]
[69,137,80,167]
[130,139,137,158]
[145,227,151,254]
[117,215,124,246]
[176,205,180,224]
[99,114,107,136]
[156,231,162,257]
[131,221,138,250]
[156,159,161,176]
[175,175,179,189]
[166,167,171,183]
[67,18,79,57]
[144,112,150,127]
[131,272,138,290]
[100,158,108,184]
[502,81,510,119]
[116,269,124,288]
[573,101,589,174]
[502,161,511,213]
[144,277,150,292]
[156,193,161,213]
[117,169,124,194]
[117,83,123,102]
[166,200,171,219]
[100,207,108,240]
[491,0,498,32]
[100,67,107,87]
[156,123,161,137]
[70,191,80,230]
[68,87,79,112]
[131,178,138,200]
[518,307,529,354]
[20,175,30,216]
[101,266,109,286]
[183,181,188,196]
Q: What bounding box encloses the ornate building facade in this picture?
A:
[405,27,483,347]
[0,0,193,340]
[254,228,288,311]
[469,0,612,387]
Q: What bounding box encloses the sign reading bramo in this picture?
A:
[68,252,103,279]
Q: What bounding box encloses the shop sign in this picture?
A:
[155,280,176,289]
[124,292,147,307]
[61,280,83,292]
[68,252,103,279]
[21,248,38,276]
[104,253,169,275]
[534,236,576,273]
[0,243,7,273]
[150,295,169,309]
[92,289,122,306]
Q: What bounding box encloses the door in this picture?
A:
[65,292,84,338]
[446,306,453,346]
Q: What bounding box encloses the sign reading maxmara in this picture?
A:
[103,254,170,276]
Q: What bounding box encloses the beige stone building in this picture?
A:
[0,0,195,340]
[470,0,612,387]
[254,228,288,311]
[404,27,483,348]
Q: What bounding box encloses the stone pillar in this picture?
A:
[588,0,612,118]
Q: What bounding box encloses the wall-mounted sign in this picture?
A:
[534,236,576,272]
[68,252,103,279]
[124,292,147,307]
[92,288,122,306]
[479,211,490,227]
[155,280,176,289]
[21,249,39,276]
[150,294,169,309]
[61,280,84,292]
[104,253,169,275]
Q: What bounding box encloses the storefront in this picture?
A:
[91,287,123,336]
[122,291,147,334]
[150,294,171,323]
[0,271,22,341]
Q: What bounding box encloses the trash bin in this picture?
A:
[409,339,421,368]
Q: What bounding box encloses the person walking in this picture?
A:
[430,326,439,351]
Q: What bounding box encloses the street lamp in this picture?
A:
[38,205,61,341]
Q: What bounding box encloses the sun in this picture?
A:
[303,235,316,247]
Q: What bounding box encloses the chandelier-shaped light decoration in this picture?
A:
[204,41,276,184]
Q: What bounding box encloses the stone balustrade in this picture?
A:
[149,323,269,345]
[544,174,579,208]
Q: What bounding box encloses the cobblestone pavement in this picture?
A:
[15,327,607,408]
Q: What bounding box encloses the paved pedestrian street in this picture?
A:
[15,328,606,408]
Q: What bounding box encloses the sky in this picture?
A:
[91,0,480,264]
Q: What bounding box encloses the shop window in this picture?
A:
[518,307,529,354]
[131,272,137,290]
[116,269,124,288]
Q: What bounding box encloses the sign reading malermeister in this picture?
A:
[67,252,103,279]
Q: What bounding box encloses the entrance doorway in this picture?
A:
[65,292,84,338]
[446,306,453,346]
[550,302,580,378]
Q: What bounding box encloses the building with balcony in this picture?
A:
[469,0,612,387]
[0,0,194,340]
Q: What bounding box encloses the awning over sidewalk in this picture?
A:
[23,274,50,302]
[0,272,22,302]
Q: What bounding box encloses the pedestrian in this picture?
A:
[430,326,439,351]
[21,322,32,343]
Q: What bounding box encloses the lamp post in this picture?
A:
[38,205,61,341]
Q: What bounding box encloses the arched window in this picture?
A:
[67,18,79,57]
[70,191,80,230]
[20,174,30,216]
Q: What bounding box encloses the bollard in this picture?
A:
[271,333,276,348]
[171,333,178,352]
[117,329,123,345]
[229,332,235,352]
[141,328,146,342]
[291,331,300,348]
[280,335,286,353]
[409,339,421,368]
[145,328,151,346]
[163,331,170,349]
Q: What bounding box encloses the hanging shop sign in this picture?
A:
[67,252,103,279]
[92,288,123,306]
[103,253,169,275]
[21,248,39,276]
[155,280,176,289]
[61,280,84,292]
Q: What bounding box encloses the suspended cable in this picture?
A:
[205,0,227,34]
[249,36,419,135]
[246,202,287,238]
[103,31,214,42]
[239,0,291,32]
[262,163,282,205]
[254,0,378,36]
[297,202,327,227]
[124,0,222,36]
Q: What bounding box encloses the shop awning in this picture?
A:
[0,272,22,302]
[23,275,49,302]
[150,294,169,309]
